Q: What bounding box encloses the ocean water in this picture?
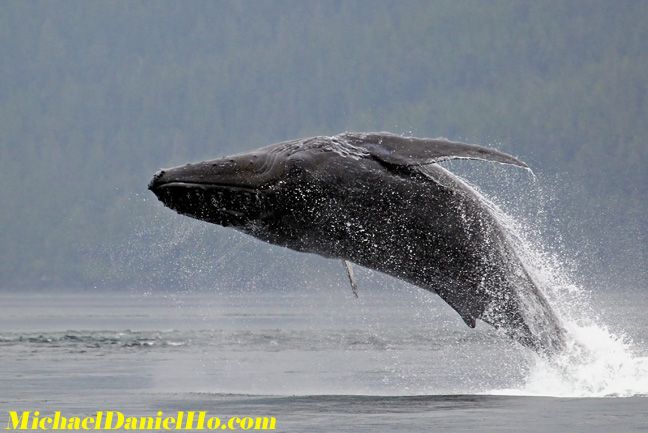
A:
[1,285,647,432]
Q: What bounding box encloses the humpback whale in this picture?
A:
[149,132,566,354]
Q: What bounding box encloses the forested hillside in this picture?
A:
[1,1,646,290]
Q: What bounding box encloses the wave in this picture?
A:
[0,330,189,349]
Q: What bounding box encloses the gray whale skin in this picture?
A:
[149,132,566,355]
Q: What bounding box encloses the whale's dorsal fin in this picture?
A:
[340,131,529,170]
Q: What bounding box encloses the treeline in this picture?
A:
[1,0,646,290]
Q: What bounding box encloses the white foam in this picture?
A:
[492,320,648,397]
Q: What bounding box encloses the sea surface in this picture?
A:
[1,285,647,432]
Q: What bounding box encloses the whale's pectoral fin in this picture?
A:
[341,131,530,170]
[342,260,359,298]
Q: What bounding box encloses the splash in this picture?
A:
[475,180,648,398]
[496,321,648,397]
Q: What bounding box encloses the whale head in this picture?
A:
[148,148,289,228]
[147,136,385,252]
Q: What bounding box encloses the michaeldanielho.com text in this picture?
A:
[5,411,277,431]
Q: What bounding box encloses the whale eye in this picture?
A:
[289,165,305,176]
[287,158,307,176]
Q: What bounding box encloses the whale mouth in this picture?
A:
[149,179,263,226]
[150,181,259,194]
